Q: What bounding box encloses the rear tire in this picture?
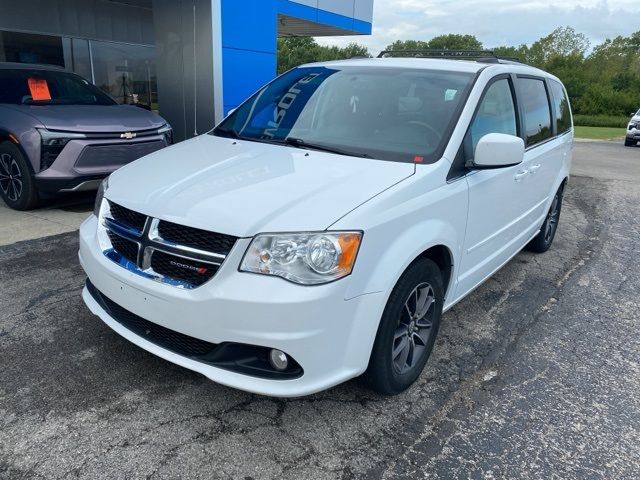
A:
[526,184,564,253]
[363,258,443,395]
[0,142,39,210]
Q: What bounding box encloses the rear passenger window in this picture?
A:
[518,78,552,147]
[550,80,571,134]
[468,78,517,151]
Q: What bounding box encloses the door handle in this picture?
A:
[529,164,541,174]
[514,169,529,182]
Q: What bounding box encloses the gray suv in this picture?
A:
[0,63,171,210]
[625,109,640,147]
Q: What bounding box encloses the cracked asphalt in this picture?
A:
[1,141,639,479]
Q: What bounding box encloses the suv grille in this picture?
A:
[109,202,147,232]
[158,220,237,255]
[107,231,138,264]
[101,202,237,288]
[151,251,216,287]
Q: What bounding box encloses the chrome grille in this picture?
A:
[100,201,237,289]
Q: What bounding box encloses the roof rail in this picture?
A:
[376,49,523,64]
[377,49,496,59]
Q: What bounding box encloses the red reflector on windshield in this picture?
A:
[413,155,424,163]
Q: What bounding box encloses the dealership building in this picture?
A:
[0,0,373,141]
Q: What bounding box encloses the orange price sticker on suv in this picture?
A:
[27,78,51,101]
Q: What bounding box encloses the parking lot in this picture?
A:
[1,140,638,479]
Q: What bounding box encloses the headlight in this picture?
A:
[93,176,109,217]
[37,128,87,171]
[158,123,173,144]
[240,232,362,285]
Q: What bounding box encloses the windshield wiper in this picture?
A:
[284,137,372,158]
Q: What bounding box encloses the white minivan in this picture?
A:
[79,53,572,397]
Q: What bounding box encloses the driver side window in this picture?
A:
[469,78,518,152]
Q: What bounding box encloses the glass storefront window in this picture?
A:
[90,41,157,111]
[0,31,64,67]
[1,30,158,112]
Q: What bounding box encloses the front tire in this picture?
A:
[526,184,564,253]
[363,258,443,395]
[624,138,635,147]
[0,142,39,210]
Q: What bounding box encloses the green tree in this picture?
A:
[426,34,483,50]
[527,26,590,67]
[277,37,370,73]
[384,34,483,53]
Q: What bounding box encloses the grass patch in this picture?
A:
[574,126,626,140]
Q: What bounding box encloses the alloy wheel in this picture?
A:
[0,153,23,202]
[392,282,436,374]
[544,193,560,243]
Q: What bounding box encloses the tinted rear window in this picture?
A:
[549,80,571,134]
[518,77,552,147]
[0,68,116,106]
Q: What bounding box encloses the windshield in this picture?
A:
[0,68,117,106]
[213,66,475,163]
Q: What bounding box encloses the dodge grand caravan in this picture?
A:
[79,52,572,397]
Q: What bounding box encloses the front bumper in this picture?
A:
[79,215,386,397]
[627,126,639,140]
[36,135,168,192]
[35,175,105,193]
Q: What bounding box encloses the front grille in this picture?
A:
[87,280,217,357]
[108,231,138,264]
[109,201,147,232]
[151,251,218,287]
[75,140,166,170]
[158,220,237,255]
[102,203,233,289]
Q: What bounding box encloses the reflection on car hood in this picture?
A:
[106,134,415,237]
[2,104,165,132]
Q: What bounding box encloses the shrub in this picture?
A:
[573,114,630,128]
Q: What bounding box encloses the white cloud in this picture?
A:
[316,0,640,55]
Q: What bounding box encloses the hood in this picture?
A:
[631,114,640,123]
[2,104,165,132]
[106,134,415,237]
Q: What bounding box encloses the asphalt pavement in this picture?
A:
[1,140,638,479]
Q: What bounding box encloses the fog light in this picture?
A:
[269,349,289,371]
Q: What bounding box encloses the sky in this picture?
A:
[316,0,640,55]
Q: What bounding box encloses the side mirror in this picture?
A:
[473,133,524,168]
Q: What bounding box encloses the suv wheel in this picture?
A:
[0,142,39,210]
[526,184,564,253]
[624,138,635,147]
[363,258,443,395]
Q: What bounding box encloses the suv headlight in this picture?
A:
[93,176,109,217]
[158,123,173,144]
[240,232,362,285]
[37,128,87,171]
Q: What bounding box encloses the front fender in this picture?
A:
[335,166,468,302]
[345,218,460,302]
